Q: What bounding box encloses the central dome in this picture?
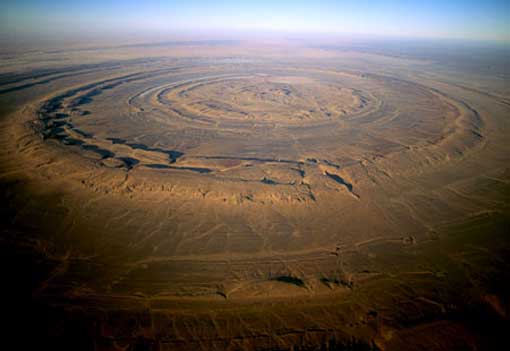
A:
[160,75,368,124]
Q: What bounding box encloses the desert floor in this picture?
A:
[0,40,509,350]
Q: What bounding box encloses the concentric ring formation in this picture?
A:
[15,57,489,260]
[36,63,482,194]
[2,46,508,351]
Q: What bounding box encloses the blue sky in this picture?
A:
[1,0,509,41]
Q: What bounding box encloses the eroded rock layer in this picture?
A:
[1,46,509,350]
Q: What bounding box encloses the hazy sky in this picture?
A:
[1,0,509,42]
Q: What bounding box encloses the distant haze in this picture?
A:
[1,0,509,43]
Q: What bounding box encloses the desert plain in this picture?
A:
[0,39,509,350]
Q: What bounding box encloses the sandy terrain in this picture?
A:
[0,40,509,350]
